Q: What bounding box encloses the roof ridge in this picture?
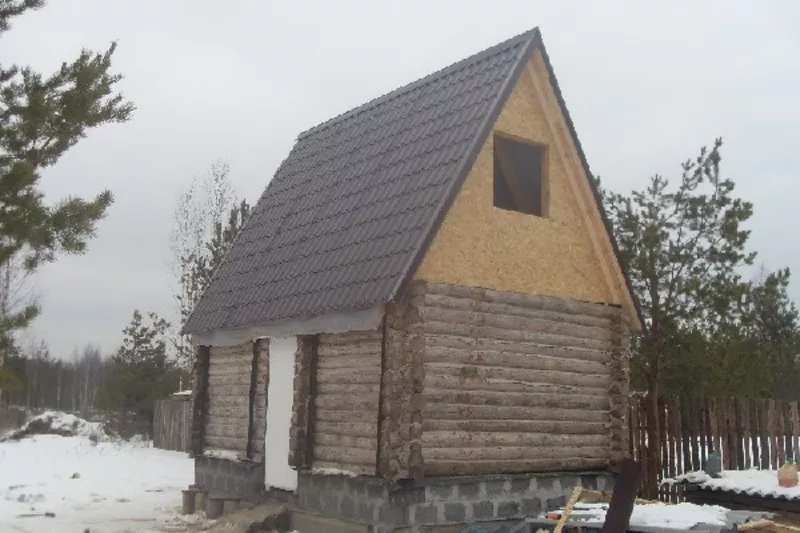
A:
[297,27,540,140]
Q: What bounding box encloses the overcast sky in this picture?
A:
[3,0,799,358]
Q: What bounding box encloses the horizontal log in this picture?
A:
[314,409,380,423]
[317,355,380,370]
[312,460,374,476]
[424,373,608,397]
[204,435,246,452]
[207,404,249,419]
[426,346,609,377]
[423,321,611,352]
[423,293,612,329]
[423,419,607,434]
[206,372,252,386]
[314,433,377,451]
[423,282,621,320]
[207,384,250,397]
[421,431,607,448]
[424,388,609,410]
[208,363,253,377]
[315,393,379,411]
[422,306,612,343]
[315,382,381,395]
[312,445,376,466]
[425,334,610,364]
[426,403,608,423]
[208,349,252,363]
[206,395,249,407]
[316,367,381,385]
[423,457,609,476]
[318,331,381,346]
[206,415,248,431]
[205,426,248,440]
[423,445,607,462]
[314,421,377,439]
[317,342,381,358]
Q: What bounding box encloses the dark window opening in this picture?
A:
[492,134,546,216]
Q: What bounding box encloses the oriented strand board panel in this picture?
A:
[415,48,619,305]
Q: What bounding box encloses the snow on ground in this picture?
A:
[2,410,109,441]
[666,469,800,499]
[0,412,197,533]
[545,501,731,530]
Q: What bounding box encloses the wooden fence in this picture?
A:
[629,394,800,501]
[153,394,192,452]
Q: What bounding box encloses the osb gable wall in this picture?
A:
[204,342,256,455]
[414,48,620,307]
[410,281,629,476]
[311,330,382,475]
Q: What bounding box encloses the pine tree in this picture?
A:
[101,311,179,425]
[0,1,134,366]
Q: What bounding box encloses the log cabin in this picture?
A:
[182,27,643,531]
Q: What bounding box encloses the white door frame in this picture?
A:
[264,336,298,491]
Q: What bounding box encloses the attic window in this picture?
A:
[493,134,547,216]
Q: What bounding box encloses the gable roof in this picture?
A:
[183,28,643,335]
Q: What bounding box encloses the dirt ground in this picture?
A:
[184,503,284,533]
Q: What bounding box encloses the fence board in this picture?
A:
[153,397,192,452]
[630,395,800,503]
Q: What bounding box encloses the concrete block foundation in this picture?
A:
[295,471,614,531]
[194,456,265,501]
[193,458,614,531]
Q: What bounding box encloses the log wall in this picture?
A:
[414,281,628,476]
[312,330,382,475]
[249,339,269,460]
[205,342,255,454]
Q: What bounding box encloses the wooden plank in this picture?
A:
[779,400,790,464]
[689,396,701,473]
[423,445,607,462]
[682,396,692,474]
[792,401,800,463]
[423,419,607,434]
[756,398,771,470]
[673,396,683,475]
[769,399,779,469]
[663,396,674,480]
[658,396,668,481]
[718,397,730,470]
[731,397,743,470]
[669,396,680,478]
[423,457,609,476]
[708,397,719,464]
[421,431,607,448]
[698,397,709,471]
[740,397,752,470]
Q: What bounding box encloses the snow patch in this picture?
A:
[665,468,800,500]
[0,433,193,532]
[203,447,242,461]
[2,411,108,442]
[311,467,360,477]
[545,501,730,529]
[172,390,192,396]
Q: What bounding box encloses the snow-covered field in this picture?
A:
[0,412,199,533]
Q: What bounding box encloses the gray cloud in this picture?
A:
[4,0,798,355]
